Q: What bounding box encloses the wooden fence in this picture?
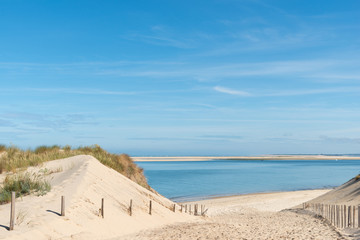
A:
[180,203,208,216]
[5,191,207,231]
[303,203,360,228]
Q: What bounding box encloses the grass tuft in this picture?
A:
[0,144,149,190]
[0,173,51,204]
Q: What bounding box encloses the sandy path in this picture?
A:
[124,211,342,240]
[122,190,347,240]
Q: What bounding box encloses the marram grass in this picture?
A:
[0,144,149,190]
[0,173,51,204]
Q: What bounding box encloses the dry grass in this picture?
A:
[0,145,149,189]
[0,173,51,204]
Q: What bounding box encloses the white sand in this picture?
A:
[122,190,348,240]
[0,155,350,240]
[0,155,193,240]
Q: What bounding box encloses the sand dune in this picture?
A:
[0,155,193,240]
[307,175,360,206]
[1,155,357,239]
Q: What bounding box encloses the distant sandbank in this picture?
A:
[133,154,360,162]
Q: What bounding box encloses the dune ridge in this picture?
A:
[0,155,193,240]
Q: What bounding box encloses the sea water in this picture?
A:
[136,160,360,202]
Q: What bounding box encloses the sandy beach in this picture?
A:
[0,155,356,240]
[122,189,349,240]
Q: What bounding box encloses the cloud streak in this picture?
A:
[214,86,251,96]
[320,136,360,145]
[2,88,137,96]
[1,59,359,83]
[214,86,360,97]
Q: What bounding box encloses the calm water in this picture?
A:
[136,160,360,202]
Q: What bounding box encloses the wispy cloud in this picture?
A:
[213,86,251,96]
[200,135,243,140]
[121,24,196,49]
[2,88,137,96]
[97,59,358,81]
[214,86,360,97]
[320,136,360,145]
[1,59,358,82]
[127,34,194,49]
[0,112,98,132]
[128,135,242,142]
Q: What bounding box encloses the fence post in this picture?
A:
[348,206,351,227]
[129,199,133,216]
[340,205,344,228]
[9,192,15,231]
[344,205,347,228]
[149,200,152,215]
[61,196,65,217]
[353,206,356,228]
[173,204,176,212]
[101,198,104,218]
[330,205,333,224]
[337,205,340,227]
[358,205,360,228]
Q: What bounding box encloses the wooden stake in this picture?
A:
[335,205,338,226]
[180,205,183,213]
[149,200,152,215]
[101,198,104,218]
[129,199,133,216]
[358,205,360,228]
[330,205,333,224]
[353,205,356,228]
[348,206,351,227]
[337,205,340,227]
[343,205,347,228]
[61,196,65,217]
[341,205,343,228]
[173,204,176,212]
[9,192,15,231]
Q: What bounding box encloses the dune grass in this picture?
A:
[0,173,51,204]
[0,145,149,190]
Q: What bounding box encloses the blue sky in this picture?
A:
[1,0,360,156]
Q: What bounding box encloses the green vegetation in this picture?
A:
[0,173,51,204]
[0,144,149,190]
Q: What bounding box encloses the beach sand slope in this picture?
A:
[0,155,193,240]
[123,190,347,240]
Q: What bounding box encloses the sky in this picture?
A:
[1,0,360,156]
